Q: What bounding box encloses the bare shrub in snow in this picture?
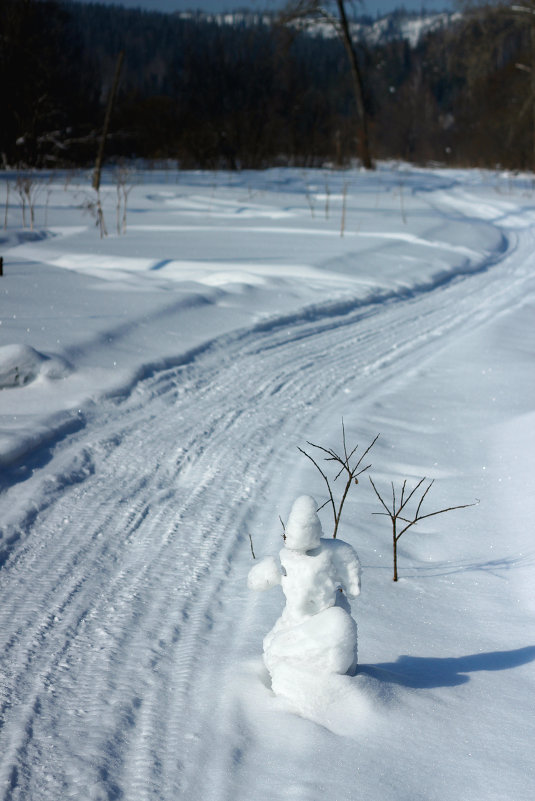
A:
[369,476,478,581]
[114,166,136,235]
[3,181,10,230]
[298,422,379,538]
[81,190,107,238]
[15,173,40,230]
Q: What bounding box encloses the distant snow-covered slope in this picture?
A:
[179,8,461,47]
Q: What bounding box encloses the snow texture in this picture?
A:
[0,343,70,388]
[0,164,534,801]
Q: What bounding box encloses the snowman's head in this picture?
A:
[284,495,323,551]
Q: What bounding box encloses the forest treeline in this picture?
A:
[1,0,533,170]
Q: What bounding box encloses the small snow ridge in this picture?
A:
[0,344,71,389]
[0,229,55,248]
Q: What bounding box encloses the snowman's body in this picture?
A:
[248,496,361,702]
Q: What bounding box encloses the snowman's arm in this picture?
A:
[247,556,281,592]
[326,539,361,597]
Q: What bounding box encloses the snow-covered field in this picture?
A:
[0,165,534,801]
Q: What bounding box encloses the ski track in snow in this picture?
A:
[1,176,534,801]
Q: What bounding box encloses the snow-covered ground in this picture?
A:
[0,164,534,801]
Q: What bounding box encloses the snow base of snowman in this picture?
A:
[248,495,361,711]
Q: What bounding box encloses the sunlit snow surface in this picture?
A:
[0,165,534,801]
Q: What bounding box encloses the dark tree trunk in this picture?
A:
[335,0,373,169]
[93,50,124,191]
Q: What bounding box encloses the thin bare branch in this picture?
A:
[398,476,427,515]
[399,500,479,538]
[307,440,338,461]
[342,418,348,463]
[354,434,380,470]
[297,445,336,525]
[369,476,392,517]
[347,441,360,463]
[354,462,372,479]
[415,478,434,519]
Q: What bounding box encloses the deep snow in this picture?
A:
[0,164,534,801]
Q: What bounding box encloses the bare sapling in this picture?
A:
[81,191,107,238]
[299,422,379,538]
[44,172,55,228]
[398,176,407,224]
[114,166,136,234]
[96,191,107,238]
[304,184,316,218]
[93,50,124,193]
[324,175,331,219]
[15,175,27,228]
[369,476,478,581]
[90,50,124,239]
[4,181,10,229]
[15,173,40,230]
[340,181,348,237]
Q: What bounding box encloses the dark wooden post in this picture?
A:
[0,256,3,276]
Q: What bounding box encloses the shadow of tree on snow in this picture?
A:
[359,645,535,689]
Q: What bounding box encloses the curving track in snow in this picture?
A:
[1,179,534,801]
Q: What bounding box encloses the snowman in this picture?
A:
[248,495,361,704]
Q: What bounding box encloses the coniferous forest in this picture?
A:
[1,0,533,170]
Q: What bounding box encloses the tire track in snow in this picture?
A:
[1,223,534,801]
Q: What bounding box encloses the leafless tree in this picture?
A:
[510,1,535,170]
[114,166,136,234]
[298,422,379,538]
[81,191,107,238]
[3,181,10,230]
[369,475,478,581]
[340,180,348,236]
[42,172,56,228]
[15,173,40,230]
[93,50,124,193]
[280,0,374,169]
[461,1,535,170]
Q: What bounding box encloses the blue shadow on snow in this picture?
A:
[358,645,535,689]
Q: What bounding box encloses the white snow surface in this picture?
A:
[1,164,534,801]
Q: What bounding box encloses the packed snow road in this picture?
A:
[1,167,534,801]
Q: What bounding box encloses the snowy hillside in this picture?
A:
[185,8,461,47]
[0,164,534,801]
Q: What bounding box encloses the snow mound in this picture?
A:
[0,344,71,389]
